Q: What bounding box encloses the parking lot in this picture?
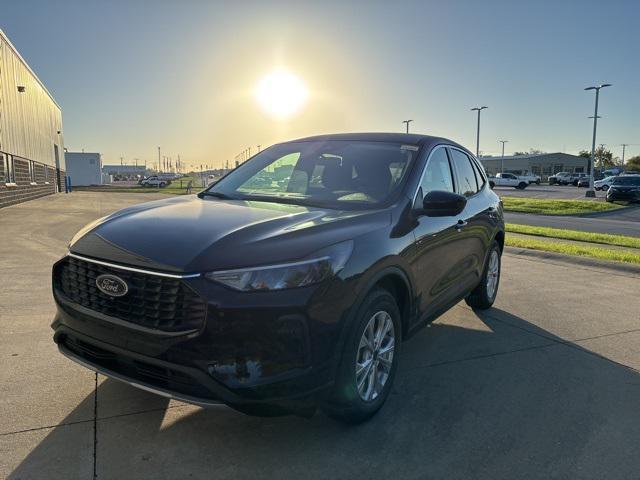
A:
[494,183,608,200]
[1,192,640,479]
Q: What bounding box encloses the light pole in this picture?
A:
[621,144,629,166]
[402,120,413,134]
[584,84,611,197]
[471,106,487,157]
[499,140,508,173]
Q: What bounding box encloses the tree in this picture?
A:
[626,155,640,171]
[513,149,545,156]
[579,147,615,168]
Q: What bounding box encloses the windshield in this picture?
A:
[206,141,418,209]
[613,176,640,186]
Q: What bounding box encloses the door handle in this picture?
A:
[455,219,468,231]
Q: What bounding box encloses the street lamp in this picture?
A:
[621,144,629,166]
[499,140,508,173]
[402,119,413,134]
[471,106,488,157]
[584,84,612,197]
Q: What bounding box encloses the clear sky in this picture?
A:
[3,0,639,169]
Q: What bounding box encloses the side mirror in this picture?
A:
[420,190,467,217]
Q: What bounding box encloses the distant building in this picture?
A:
[102,164,147,181]
[0,29,65,208]
[65,152,103,186]
[479,153,589,180]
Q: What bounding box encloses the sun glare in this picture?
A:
[255,69,308,119]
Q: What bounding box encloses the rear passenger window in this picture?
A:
[470,158,486,189]
[450,149,479,197]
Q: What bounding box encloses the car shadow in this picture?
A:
[9,307,640,479]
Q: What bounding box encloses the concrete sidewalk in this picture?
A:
[1,192,639,480]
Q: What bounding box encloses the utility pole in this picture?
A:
[621,144,629,166]
[471,107,488,158]
[584,84,612,197]
[120,156,123,166]
[157,147,161,190]
[257,144,261,153]
[499,140,508,174]
[402,120,413,134]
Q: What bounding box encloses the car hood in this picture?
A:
[70,196,390,273]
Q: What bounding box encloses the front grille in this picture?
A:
[57,256,206,332]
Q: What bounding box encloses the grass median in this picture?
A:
[502,197,622,215]
[506,235,640,265]
[506,224,640,249]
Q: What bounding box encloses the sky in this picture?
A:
[2,0,639,169]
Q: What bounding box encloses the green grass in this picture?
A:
[77,176,205,195]
[506,223,640,249]
[506,236,640,265]
[502,197,623,215]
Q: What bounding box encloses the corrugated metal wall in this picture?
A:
[0,30,64,169]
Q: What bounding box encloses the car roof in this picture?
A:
[283,132,470,154]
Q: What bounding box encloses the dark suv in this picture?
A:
[52,133,504,423]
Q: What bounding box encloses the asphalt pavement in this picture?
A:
[1,192,640,480]
[505,208,640,237]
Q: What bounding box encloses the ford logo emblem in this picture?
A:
[95,274,129,297]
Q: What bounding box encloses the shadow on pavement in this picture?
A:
[9,308,640,480]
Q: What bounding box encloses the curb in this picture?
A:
[504,246,640,276]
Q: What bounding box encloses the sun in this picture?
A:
[255,69,308,119]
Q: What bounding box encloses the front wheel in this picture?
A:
[466,241,501,310]
[325,289,401,424]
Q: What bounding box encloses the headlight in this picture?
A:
[205,240,353,291]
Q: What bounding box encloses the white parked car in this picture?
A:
[594,176,616,191]
[549,172,572,185]
[488,173,529,190]
[518,172,541,185]
[139,176,168,187]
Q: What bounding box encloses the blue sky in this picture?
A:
[3,0,639,168]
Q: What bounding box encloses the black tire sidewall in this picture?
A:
[329,289,401,421]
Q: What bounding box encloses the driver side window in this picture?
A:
[418,148,455,199]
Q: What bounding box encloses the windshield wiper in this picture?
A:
[197,191,235,200]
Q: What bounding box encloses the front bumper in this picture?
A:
[51,255,354,411]
[607,190,640,201]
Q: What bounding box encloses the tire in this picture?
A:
[517,182,527,189]
[325,288,401,424]
[535,180,540,185]
[466,241,501,310]
[602,185,609,191]
[160,182,166,187]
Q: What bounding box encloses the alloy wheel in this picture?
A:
[486,249,500,300]
[355,310,395,402]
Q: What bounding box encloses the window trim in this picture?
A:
[448,146,487,199]
[411,144,456,208]
[3,153,16,185]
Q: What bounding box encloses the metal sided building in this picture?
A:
[479,152,589,181]
[0,29,65,208]
[65,152,102,186]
